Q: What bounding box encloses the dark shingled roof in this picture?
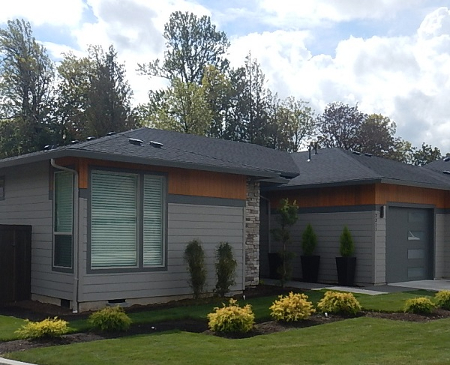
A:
[273,148,450,190]
[0,128,299,180]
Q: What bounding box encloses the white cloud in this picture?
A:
[0,0,85,26]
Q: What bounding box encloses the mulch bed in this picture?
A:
[1,285,450,355]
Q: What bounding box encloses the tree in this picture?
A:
[138,11,229,85]
[411,142,441,166]
[56,45,137,142]
[357,114,397,158]
[317,102,366,150]
[0,19,55,156]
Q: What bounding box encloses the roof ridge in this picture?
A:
[336,148,381,178]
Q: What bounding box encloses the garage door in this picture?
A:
[386,207,433,283]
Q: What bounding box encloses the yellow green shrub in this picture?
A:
[207,298,255,333]
[317,291,361,316]
[435,290,450,310]
[15,317,69,339]
[89,306,132,332]
[270,292,315,322]
[404,297,435,314]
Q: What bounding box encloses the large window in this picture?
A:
[90,170,165,270]
[53,171,73,269]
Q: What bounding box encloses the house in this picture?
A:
[0,128,298,312]
[260,148,450,286]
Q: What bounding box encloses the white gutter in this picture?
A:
[51,159,79,313]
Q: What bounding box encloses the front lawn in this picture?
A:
[7,317,450,365]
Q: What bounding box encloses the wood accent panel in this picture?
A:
[268,182,450,209]
[269,184,376,208]
[54,158,247,200]
[374,184,450,208]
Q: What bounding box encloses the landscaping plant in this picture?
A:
[302,223,318,256]
[214,242,237,297]
[271,198,298,287]
[270,292,315,322]
[15,317,69,339]
[184,239,207,299]
[404,297,435,314]
[435,290,450,310]
[207,298,255,333]
[317,291,362,316]
[89,306,132,332]
[339,225,354,257]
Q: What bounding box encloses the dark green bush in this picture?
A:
[184,239,207,299]
[302,223,317,256]
[339,226,354,257]
[88,306,132,332]
[214,242,237,297]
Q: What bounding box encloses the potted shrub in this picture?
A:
[300,223,320,283]
[335,225,356,286]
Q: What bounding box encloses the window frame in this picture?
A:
[87,167,168,273]
[52,171,74,272]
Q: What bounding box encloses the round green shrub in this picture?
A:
[207,299,255,334]
[435,290,450,310]
[15,317,69,339]
[317,291,361,316]
[89,306,132,332]
[404,297,435,314]
[270,292,315,322]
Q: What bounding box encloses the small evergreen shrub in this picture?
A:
[270,292,315,322]
[207,299,255,333]
[404,297,435,314]
[317,291,361,316]
[435,290,450,310]
[184,239,207,299]
[88,306,132,332]
[214,242,237,297]
[15,317,69,339]
[301,224,318,256]
[339,226,355,257]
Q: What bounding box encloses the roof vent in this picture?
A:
[352,151,360,155]
[364,153,372,157]
[71,140,79,144]
[107,131,116,136]
[44,145,52,151]
[149,141,164,148]
[444,157,450,162]
[129,138,143,146]
[443,171,450,175]
[86,136,96,141]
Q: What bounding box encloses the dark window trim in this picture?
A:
[87,166,168,274]
[0,176,4,200]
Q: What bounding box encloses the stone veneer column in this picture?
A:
[245,178,260,287]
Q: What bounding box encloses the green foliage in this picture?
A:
[317,291,362,316]
[88,306,132,332]
[404,297,435,314]
[271,198,299,287]
[214,242,237,297]
[207,299,255,333]
[270,292,315,322]
[15,317,69,339]
[339,226,355,257]
[301,223,318,256]
[184,239,207,299]
[435,290,450,310]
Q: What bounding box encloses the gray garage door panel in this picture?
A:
[386,207,433,283]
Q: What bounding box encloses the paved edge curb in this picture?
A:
[0,357,36,365]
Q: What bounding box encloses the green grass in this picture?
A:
[355,290,436,312]
[0,316,27,341]
[6,317,450,365]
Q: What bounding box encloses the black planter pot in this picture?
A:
[301,255,320,283]
[268,253,282,279]
[336,256,356,286]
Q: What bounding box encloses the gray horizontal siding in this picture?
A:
[263,209,376,285]
[78,202,245,303]
[0,162,74,300]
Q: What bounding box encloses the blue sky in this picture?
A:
[1,0,450,152]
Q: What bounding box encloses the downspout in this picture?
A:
[51,159,79,313]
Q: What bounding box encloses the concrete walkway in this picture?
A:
[0,359,36,365]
